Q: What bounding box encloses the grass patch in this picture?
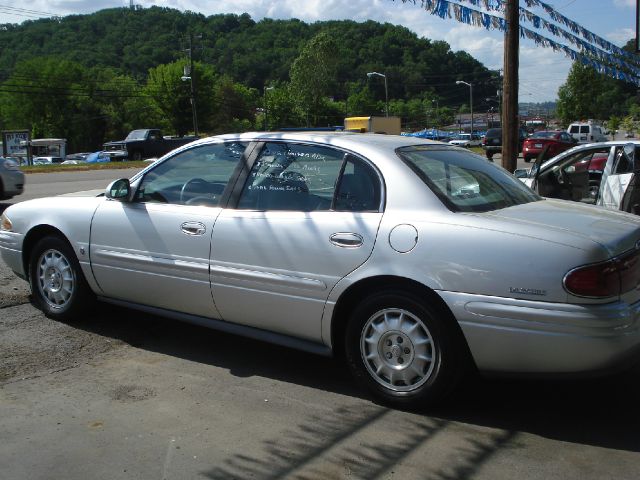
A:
[21,161,150,174]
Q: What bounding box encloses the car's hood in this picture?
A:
[59,189,105,197]
[481,199,640,258]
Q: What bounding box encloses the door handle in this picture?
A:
[330,232,363,248]
[180,221,206,236]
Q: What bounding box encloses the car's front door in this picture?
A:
[599,145,639,210]
[536,146,611,203]
[89,141,248,317]
[209,141,384,342]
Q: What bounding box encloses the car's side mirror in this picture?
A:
[513,168,530,179]
[106,178,131,201]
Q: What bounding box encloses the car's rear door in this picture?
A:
[89,141,249,317]
[209,141,384,342]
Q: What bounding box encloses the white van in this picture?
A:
[567,122,608,143]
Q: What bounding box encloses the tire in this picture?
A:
[524,156,531,163]
[29,235,94,321]
[344,290,467,409]
[485,151,493,160]
[131,151,142,161]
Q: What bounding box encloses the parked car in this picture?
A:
[567,122,608,144]
[521,141,640,211]
[0,156,25,200]
[522,130,576,163]
[3,132,640,409]
[32,156,64,165]
[481,127,527,160]
[64,152,90,162]
[448,133,481,148]
[103,129,198,161]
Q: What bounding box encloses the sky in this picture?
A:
[0,0,637,102]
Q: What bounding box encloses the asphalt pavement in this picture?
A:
[1,165,640,480]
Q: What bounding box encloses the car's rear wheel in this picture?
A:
[29,235,93,320]
[345,290,467,408]
[485,151,493,160]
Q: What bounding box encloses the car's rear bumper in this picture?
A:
[439,291,640,375]
[522,147,543,156]
[482,145,501,152]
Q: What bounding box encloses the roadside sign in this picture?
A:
[2,130,30,158]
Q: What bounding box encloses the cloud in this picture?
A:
[613,0,635,8]
[606,27,635,45]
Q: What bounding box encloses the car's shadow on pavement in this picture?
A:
[72,301,640,453]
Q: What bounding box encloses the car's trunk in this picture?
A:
[483,199,640,259]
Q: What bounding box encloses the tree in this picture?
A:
[0,57,103,151]
[606,116,621,139]
[209,76,258,133]
[144,60,216,135]
[346,84,378,117]
[621,115,637,137]
[263,85,302,129]
[557,59,637,125]
[289,32,338,126]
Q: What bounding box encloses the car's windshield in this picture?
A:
[125,130,149,141]
[397,146,541,212]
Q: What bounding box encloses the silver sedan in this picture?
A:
[2,132,640,408]
[0,156,25,200]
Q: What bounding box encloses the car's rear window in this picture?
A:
[531,131,557,139]
[569,126,579,133]
[580,126,590,133]
[485,128,501,138]
[397,146,541,213]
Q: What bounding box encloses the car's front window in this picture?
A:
[125,130,148,141]
[397,146,541,212]
[135,142,247,206]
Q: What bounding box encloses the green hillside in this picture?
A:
[0,6,500,151]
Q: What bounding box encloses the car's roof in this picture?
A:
[210,131,443,149]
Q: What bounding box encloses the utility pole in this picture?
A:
[502,0,519,172]
[187,33,199,136]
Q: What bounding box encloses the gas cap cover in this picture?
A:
[389,224,418,253]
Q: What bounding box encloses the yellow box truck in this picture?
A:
[344,116,401,135]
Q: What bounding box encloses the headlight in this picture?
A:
[0,213,12,231]
[2,159,19,170]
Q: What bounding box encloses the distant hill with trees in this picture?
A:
[0,6,501,151]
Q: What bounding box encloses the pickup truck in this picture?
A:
[103,129,198,161]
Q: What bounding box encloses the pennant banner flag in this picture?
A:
[397,0,640,86]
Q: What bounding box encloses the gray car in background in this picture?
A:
[0,156,25,200]
[2,132,640,409]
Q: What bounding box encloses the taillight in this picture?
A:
[564,261,619,297]
[564,249,640,298]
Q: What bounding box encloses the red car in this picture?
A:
[522,130,576,162]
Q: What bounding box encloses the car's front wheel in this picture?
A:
[345,290,467,408]
[29,235,93,320]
